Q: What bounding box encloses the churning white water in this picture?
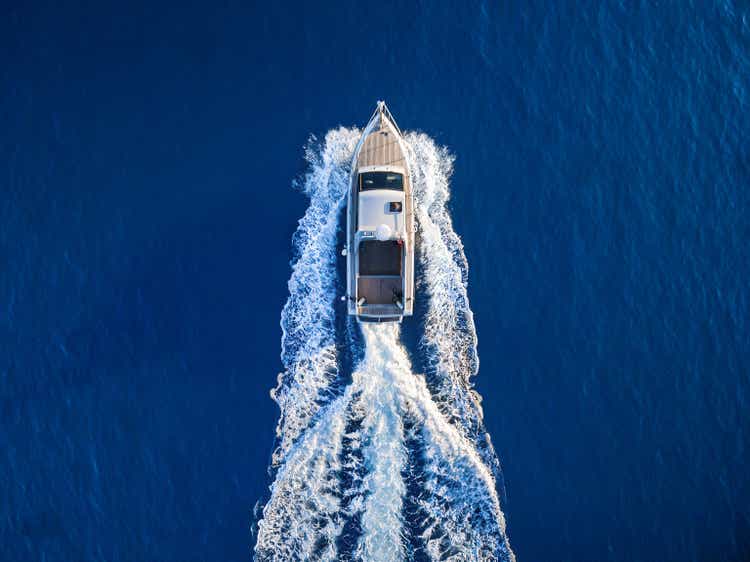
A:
[255,128,514,562]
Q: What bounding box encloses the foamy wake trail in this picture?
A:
[270,128,360,466]
[407,133,499,473]
[357,325,513,561]
[256,129,514,561]
[255,391,352,560]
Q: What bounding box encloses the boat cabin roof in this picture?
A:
[357,190,406,234]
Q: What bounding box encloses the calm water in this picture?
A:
[2,2,749,561]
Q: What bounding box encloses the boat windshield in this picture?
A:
[359,172,403,191]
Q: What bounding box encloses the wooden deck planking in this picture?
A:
[356,127,407,169]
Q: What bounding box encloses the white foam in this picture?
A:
[352,324,408,561]
[407,132,498,468]
[359,324,515,561]
[255,391,352,561]
[270,128,360,466]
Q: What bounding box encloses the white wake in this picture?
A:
[255,128,514,562]
[407,133,501,474]
[269,128,359,467]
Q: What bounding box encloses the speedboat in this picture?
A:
[344,101,415,322]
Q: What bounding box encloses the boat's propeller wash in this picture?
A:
[255,114,514,561]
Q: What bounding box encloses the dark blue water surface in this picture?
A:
[2,2,749,561]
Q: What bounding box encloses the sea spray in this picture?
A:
[408,132,501,476]
[271,128,360,466]
[256,392,352,560]
[353,324,408,561]
[359,325,514,561]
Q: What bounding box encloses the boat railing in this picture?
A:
[374,100,403,137]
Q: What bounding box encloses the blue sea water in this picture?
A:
[2,1,749,561]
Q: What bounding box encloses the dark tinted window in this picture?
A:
[359,172,404,191]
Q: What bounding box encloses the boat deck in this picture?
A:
[357,276,402,305]
[357,129,408,168]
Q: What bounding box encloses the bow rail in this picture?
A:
[366,100,403,137]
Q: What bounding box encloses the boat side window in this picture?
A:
[359,172,404,191]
